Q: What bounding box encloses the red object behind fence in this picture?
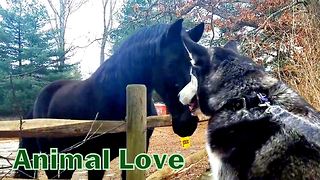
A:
[154,103,167,115]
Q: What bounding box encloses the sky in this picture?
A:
[61,0,122,79]
[65,1,104,78]
[0,0,122,78]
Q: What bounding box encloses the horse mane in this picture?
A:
[90,24,169,83]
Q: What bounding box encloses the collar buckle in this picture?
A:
[241,97,247,109]
[257,93,270,107]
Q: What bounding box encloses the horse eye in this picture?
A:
[190,59,196,66]
[191,60,200,68]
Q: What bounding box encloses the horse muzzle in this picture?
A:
[172,107,199,137]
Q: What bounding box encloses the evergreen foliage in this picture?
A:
[0,0,80,116]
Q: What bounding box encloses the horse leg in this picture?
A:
[120,128,154,180]
[88,170,105,180]
[45,169,75,179]
[37,137,81,179]
[87,143,121,180]
[87,133,126,180]
[87,152,110,180]
[14,138,38,179]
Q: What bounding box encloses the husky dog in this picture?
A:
[187,40,320,179]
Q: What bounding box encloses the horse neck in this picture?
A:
[90,53,156,92]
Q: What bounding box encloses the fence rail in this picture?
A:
[0,115,172,138]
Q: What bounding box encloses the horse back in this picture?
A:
[33,80,77,118]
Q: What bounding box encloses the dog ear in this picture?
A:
[212,41,239,64]
[213,47,238,65]
[224,40,238,53]
[187,22,205,42]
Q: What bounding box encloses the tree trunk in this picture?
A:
[58,0,66,69]
[100,0,116,65]
[18,1,22,68]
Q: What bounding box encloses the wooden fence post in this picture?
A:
[126,84,147,180]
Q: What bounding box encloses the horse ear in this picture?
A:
[223,40,238,53]
[165,19,184,41]
[187,22,204,42]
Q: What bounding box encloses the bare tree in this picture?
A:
[100,0,116,65]
[46,0,88,69]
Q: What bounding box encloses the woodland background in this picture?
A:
[0,0,319,116]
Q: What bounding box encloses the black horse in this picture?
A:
[15,19,210,179]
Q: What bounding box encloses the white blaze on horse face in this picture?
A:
[178,41,198,105]
[179,69,198,105]
[183,41,196,66]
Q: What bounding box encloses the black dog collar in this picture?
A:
[222,93,271,111]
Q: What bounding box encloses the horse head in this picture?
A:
[153,19,210,137]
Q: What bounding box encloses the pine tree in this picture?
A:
[0,0,80,116]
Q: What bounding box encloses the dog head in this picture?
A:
[195,40,277,116]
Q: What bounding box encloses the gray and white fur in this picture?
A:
[195,40,320,179]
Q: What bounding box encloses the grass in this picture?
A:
[281,1,320,110]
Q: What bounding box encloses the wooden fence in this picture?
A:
[0,85,172,138]
[0,84,199,180]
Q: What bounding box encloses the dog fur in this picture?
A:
[195,40,320,179]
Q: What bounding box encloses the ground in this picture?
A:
[0,120,210,179]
